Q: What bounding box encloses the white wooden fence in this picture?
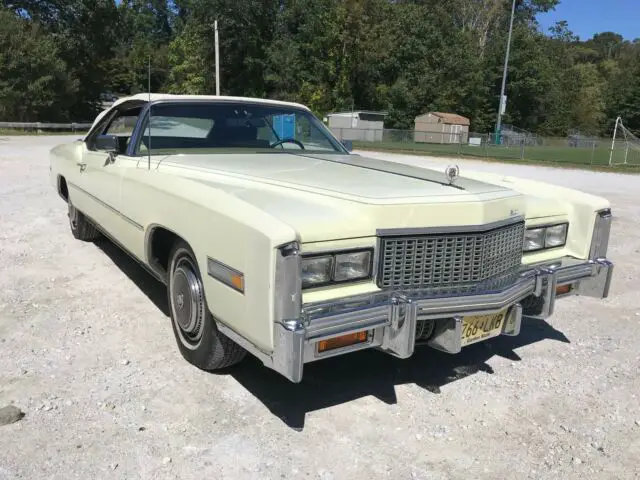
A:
[0,122,93,132]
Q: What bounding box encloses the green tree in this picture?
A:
[0,10,76,121]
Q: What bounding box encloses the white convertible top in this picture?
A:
[112,93,310,111]
[83,93,311,140]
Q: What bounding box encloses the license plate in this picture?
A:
[461,310,506,346]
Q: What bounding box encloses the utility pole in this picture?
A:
[214,20,220,95]
[495,0,516,144]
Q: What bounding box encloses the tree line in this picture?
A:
[1,0,639,137]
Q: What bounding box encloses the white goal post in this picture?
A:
[609,116,640,166]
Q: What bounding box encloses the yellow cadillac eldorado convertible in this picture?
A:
[49,94,614,382]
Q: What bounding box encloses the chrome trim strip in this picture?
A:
[207,257,245,294]
[67,182,144,231]
[305,306,390,340]
[574,259,613,298]
[413,273,536,318]
[290,152,466,190]
[270,243,304,382]
[589,209,612,260]
[383,295,417,358]
[376,215,525,237]
[274,242,302,325]
[273,320,305,383]
[555,263,597,284]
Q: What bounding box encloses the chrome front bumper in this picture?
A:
[220,257,613,383]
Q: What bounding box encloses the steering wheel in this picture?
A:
[270,138,305,150]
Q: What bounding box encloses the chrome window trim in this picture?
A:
[376,215,525,237]
[127,99,350,157]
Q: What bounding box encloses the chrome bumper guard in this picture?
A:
[221,257,613,383]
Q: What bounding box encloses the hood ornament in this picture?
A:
[445,164,460,185]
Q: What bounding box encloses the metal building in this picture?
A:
[414,112,470,144]
[326,111,387,142]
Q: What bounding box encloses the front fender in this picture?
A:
[466,172,611,261]
[127,171,298,352]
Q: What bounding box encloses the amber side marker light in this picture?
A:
[230,274,244,292]
[556,284,572,295]
[318,331,369,353]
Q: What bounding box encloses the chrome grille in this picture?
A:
[378,221,525,289]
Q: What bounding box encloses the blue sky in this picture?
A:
[537,0,640,40]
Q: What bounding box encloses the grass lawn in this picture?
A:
[353,140,640,172]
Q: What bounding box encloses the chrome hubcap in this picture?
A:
[171,256,204,346]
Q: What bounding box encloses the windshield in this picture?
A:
[135,102,346,155]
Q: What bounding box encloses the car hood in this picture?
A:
[160,152,512,203]
[157,152,558,242]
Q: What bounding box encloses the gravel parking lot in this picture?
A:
[1,136,639,480]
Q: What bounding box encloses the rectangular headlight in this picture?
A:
[545,224,568,248]
[524,228,545,251]
[334,251,372,282]
[301,249,372,288]
[301,256,333,288]
[524,223,568,252]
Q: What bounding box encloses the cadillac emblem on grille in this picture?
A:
[377,221,525,290]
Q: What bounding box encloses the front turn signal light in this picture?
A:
[317,331,369,353]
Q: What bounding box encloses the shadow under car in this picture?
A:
[94,237,570,430]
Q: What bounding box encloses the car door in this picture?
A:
[74,104,143,239]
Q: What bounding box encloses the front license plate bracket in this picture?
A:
[425,306,518,354]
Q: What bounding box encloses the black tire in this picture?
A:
[68,202,101,241]
[167,240,246,371]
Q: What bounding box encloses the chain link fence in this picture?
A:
[330,127,638,167]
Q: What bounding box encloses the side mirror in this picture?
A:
[95,134,119,153]
[341,140,353,152]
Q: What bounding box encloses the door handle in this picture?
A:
[76,161,86,172]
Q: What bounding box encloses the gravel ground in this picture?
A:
[1,136,639,480]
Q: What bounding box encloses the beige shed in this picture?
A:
[414,112,470,144]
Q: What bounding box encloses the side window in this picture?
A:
[104,107,141,137]
[88,106,141,153]
[136,115,216,154]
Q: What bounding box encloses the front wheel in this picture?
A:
[68,202,101,241]
[167,241,246,370]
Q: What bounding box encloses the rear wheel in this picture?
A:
[68,202,101,241]
[167,241,246,370]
